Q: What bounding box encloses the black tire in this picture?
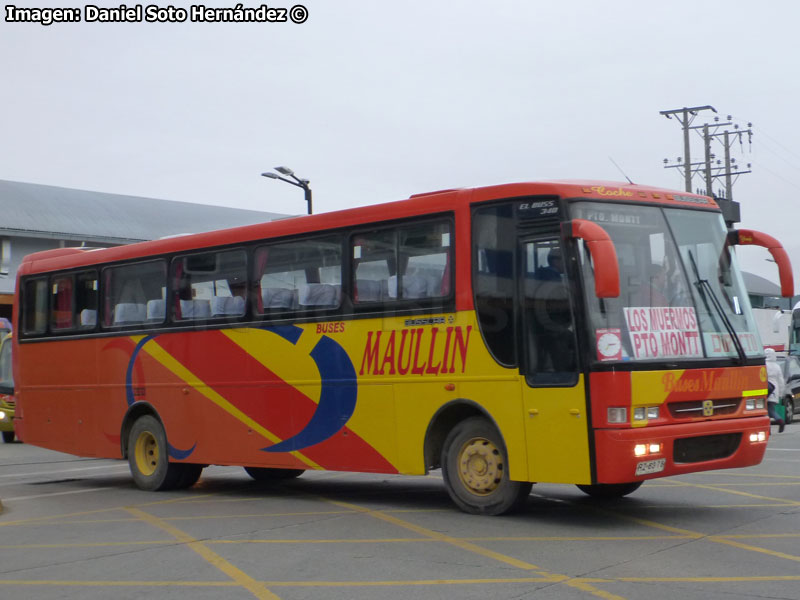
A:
[127,415,184,491]
[244,467,305,481]
[784,397,794,424]
[576,481,643,499]
[441,417,532,515]
[2,430,14,443]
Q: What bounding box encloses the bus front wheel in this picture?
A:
[441,417,532,515]
[127,415,189,491]
[576,481,643,499]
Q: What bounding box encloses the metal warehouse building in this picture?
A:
[0,180,285,320]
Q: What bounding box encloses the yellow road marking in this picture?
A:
[591,479,800,566]
[125,507,281,600]
[3,575,800,589]
[672,479,800,505]
[0,492,220,528]
[706,536,800,562]
[133,336,321,470]
[326,498,547,572]
[0,580,237,588]
[322,498,626,600]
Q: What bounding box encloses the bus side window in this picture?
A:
[472,204,516,367]
[172,249,247,320]
[23,278,48,336]
[254,235,342,315]
[50,276,74,331]
[76,271,98,329]
[352,219,452,306]
[103,261,167,327]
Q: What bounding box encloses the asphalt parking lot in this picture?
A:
[1,428,799,600]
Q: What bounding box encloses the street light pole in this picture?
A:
[261,166,312,215]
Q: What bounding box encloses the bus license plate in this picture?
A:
[635,458,665,476]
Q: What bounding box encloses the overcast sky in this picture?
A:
[2,0,799,286]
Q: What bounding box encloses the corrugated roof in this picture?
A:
[742,271,781,297]
[0,179,287,243]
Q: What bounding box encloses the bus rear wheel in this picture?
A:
[244,467,305,481]
[127,415,187,491]
[576,481,643,498]
[441,417,532,515]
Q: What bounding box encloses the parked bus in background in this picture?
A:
[0,333,16,443]
[9,181,794,514]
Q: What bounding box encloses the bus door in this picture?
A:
[518,237,591,483]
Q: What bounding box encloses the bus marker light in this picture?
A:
[445,383,455,391]
[608,407,627,423]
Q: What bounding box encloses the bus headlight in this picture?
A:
[0,410,6,421]
[745,398,765,410]
[633,406,660,421]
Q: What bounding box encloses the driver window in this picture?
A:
[522,239,578,385]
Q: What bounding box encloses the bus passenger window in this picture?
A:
[103,261,167,327]
[50,276,74,331]
[472,204,516,367]
[23,278,48,335]
[76,272,98,328]
[172,249,247,320]
[254,235,342,314]
[352,220,452,305]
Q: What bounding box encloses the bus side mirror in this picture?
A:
[728,229,795,298]
[563,219,620,298]
[0,383,14,396]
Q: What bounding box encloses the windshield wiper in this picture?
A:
[687,250,746,363]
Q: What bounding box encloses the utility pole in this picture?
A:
[659,105,717,192]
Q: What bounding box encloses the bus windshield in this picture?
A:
[572,202,761,363]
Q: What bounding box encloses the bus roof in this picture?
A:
[18,180,717,275]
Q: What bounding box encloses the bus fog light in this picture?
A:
[633,407,646,421]
[608,407,627,424]
[649,443,661,454]
[647,407,659,419]
[749,431,767,443]
[634,444,647,457]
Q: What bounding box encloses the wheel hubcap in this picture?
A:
[134,431,158,476]
[457,437,503,495]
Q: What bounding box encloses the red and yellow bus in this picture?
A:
[9,181,793,514]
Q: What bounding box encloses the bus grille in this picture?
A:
[673,433,741,463]
[668,398,741,418]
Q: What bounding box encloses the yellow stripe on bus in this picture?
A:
[130,336,322,470]
[742,389,768,397]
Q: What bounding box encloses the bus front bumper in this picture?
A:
[593,416,770,484]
